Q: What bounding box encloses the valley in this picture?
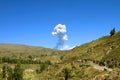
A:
[0,32,120,80]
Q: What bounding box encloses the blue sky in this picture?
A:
[0,0,120,49]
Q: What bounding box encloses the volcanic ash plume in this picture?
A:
[52,24,68,49]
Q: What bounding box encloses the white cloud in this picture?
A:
[68,46,76,50]
[60,45,76,50]
[52,24,68,41]
[62,34,68,40]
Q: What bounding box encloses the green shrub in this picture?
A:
[110,28,115,36]
[13,63,23,80]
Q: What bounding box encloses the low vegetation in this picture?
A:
[0,31,120,80]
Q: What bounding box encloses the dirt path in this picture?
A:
[76,60,112,71]
[89,62,112,71]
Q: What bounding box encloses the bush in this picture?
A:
[13,63,23,80]
[110,28,115,36]
[2,64,13,80]
[64,63,72,80]
[64,67,70,80]
[36,62,46,73]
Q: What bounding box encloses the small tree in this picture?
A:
[36,63,46,73]
[64,68,69,80]
[2,64,13,80]
[64,64,71,80]
[7,67,13,80]
[28,55,33,60]
[13,63,23,80]
[2,64,8,80]
[110,28,115,36]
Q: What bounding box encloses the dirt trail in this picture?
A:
[76,60,112,71]
[89,62,112,71]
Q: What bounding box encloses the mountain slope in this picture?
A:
[63,32,120,63]
[0,32,120,80]
[0,44,66,62]
[48,32,120,80]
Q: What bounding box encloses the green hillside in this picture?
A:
[64,31,120,62]
[0,44,63,56]
[0,44,66,62]
[48,31,120,80]
[0,32,120,80]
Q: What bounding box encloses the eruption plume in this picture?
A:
[52,24,68,49]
